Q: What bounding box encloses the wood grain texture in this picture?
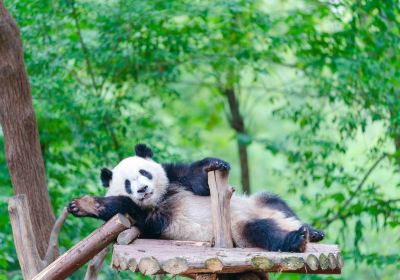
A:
[8,195,45,280]
[113,240,342,275]
[117,227,140,245]
[84,247,108,280]
[43,208,69,265]
[33,214,130,280]
[208,170,234,248]
[0,0,55,258]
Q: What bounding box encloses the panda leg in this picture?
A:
[242,219,283,251]
[243,219,308,252]
[254,193,325,243]
[68,195,146,228]
[281,226,309,252]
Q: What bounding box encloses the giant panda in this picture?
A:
[68,144,324,252]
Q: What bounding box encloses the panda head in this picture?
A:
[101,144,169,208]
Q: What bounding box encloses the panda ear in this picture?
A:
[135,144,153,159]
[100,168,112,188]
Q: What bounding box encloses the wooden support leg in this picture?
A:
[207,171,265,280]
[196,274,217,280]
[84,247,108,280]
[8,195,45,280]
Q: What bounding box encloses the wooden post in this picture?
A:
[194,170,234,280]
[197,170,268,280]
[208,170,234,248]
[9,195,71,280]
[33,214,130,280]
[8,195,45,280]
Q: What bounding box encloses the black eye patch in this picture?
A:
[139,169,153,180]
[125,179,132,194]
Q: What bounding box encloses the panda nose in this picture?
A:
[137,186,148,193]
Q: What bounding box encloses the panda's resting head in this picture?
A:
[101,144,169,208]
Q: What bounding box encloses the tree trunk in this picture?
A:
[222,88,251,194]
[0,1,55,258]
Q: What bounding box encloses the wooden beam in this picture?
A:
[33,214,130,280]
[113,240,342,275]
[207,170,234,248]
[117,227,140,245]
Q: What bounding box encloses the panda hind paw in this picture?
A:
[283,226,309,253]
[67,195,102,218]
[309,228,325,242]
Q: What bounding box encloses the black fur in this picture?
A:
[162,157,230,196]
[256,193,325,242]
[257,193,298,218]
[243,219,307,252]
[68,191,177,239]
[100,168,112,187]
[98,196,146,230]
[139,169,153,180]
[125,179,132,194]
[135,144,153,158]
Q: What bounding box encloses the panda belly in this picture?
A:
[160,191,303,245]
[161,193,214,241]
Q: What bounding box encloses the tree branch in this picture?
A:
[69,0,99,93]
[43,208,69,265]
[84,247,109,280]
[322,153,388,227]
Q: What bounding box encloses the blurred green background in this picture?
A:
[1,0,399,279]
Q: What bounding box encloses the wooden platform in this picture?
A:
[112,239,343,275]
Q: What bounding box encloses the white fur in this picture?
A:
[162,190,302,247]
[105,156,168,208]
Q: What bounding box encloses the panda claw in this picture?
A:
[203,159,231,172]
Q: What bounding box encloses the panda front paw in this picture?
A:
[67,195,103,218]
[202,157,231,172]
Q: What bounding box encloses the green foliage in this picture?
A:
[0,0,399,279]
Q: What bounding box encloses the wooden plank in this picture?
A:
[33,214,130,280]
[113,240,342,275]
